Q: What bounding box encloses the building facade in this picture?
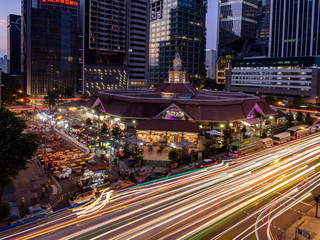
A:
[226,57,320,99]
[269,0,320,58]
[219,0,258,57]
[149,0,207,87]
[127,0,150,88]
[22,0,80,96]
[80,0,128,95]
[205,49,216,79]
[79,0,150,94]
[7,14,21,75]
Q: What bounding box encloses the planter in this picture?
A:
[170,161,178,169]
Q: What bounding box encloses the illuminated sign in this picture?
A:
[41,0,78,6]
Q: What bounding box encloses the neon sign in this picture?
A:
[41,0,79,6]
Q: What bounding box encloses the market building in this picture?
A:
[59,53,276,165]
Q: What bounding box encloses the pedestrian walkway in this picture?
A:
[2,160,60,209]
[282,205,320,240]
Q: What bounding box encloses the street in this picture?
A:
[1,132,320,240]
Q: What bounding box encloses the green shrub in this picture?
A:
[0,202,11,218]
[168,148,179,162]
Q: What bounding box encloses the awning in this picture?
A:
[206,129,222,136]
[244,118,260,125]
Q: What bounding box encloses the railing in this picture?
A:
[53,127,90,157]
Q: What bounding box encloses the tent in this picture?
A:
[206,129,222,136]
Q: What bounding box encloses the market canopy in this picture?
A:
[123,137,146,146]
[206,129,222,136]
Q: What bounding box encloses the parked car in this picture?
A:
[196,159,217,168]
[8,204,53,225]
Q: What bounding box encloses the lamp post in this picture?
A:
[315,195,320,218]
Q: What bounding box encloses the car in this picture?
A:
[8,204,53,225]
[196,159,217,168]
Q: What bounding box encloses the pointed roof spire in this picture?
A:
[173,52,182,71]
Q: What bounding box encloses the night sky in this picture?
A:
[0,0,218,57]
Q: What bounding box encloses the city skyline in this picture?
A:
[0,0,218,58]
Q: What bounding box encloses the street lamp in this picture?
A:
[315,195,320,218]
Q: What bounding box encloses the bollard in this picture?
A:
[48,179,51,184]
[34,193,38,202]
[21,197,26,206]
[45,183,49,189]
[42,187,46,196]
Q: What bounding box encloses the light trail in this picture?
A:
[3,133,320,240]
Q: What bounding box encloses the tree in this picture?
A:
[111,124,121,140]
[0,108,37,204]
[1,73,21,106]
[85,118,93,128]
[293,96,306,107]
[265,96,275,105]
[168,148,179,162]
[241,125,247,140]
[305,113,313,126]
[223,122,233,147]
[296,111,304,123]
[44,90,58,112]
[101,123,108,135]
[63,86,75,98]
[286,112,294,128]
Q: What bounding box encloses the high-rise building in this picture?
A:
[22,0,80,96]
[149,0,207,87]
[269,0,320,58]
[205,49,216,79]
[7,14,21,75]
[79,0,150,94]
[127,0,150,88]
[256,0,270,41]
[219,0,258,57]
[0,56,7,74]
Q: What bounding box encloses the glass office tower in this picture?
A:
[269,0,320,57]
[219,0,258,56]
[149,0,207,87]
[22,0,80,96]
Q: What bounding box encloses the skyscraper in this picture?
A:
[22,0,80,96]
[269,0,320,58]
[149,0,207,87]
[7,14,21,75]
[80,0,150,94]
[219,0,258,57]
[127,0,150,87]
[256,0,270,41]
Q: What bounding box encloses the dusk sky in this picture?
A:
[0,0,218,57]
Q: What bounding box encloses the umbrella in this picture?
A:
[168,140,193,148]
[206,130,222,136]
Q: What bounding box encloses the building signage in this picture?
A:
[41,0,78,6]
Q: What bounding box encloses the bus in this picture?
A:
[68,187,96,206]
[273,132,292,145]
[286,125,310,139]
[262,138,273,148]
[229,137,263,157]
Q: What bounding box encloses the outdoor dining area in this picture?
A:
[34,124,94,180]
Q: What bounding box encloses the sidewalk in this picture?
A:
[282,205,320,240]
[2,159,61,210]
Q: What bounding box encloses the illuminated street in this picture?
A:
[0,133,320,240]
